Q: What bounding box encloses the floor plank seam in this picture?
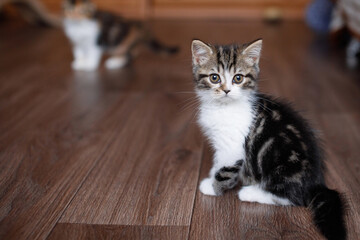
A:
[186,142,205,240]
[43,138,117,240]
[43,95,145,239]
[53,223,191,227]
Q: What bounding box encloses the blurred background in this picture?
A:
[0,0,337,22]
[1,0,359,66]
[37,0,310,19]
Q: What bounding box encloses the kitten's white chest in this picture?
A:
[63,19,100,45]
[198,100,254,164]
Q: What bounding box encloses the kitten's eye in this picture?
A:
[209,74,221,84]
[233,74,244,84]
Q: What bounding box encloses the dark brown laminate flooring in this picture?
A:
[0,20,359,240]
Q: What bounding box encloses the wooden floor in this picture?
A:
[0,20,360,240]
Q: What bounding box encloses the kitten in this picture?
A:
[191,39,346,240]
[62,0,178,71]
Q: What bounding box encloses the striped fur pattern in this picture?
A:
[191,39,347,240]
[63,0,178,71]
[213,160,243,195]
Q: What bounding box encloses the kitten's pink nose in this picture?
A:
[223,90,231,94]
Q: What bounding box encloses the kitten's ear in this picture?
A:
[192,40,213,65]
[243,39,262,65]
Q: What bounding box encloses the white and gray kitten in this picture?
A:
[62,0,177,71]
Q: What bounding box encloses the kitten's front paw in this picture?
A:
[199,178,216,196]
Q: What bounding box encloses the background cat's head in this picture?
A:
[191,39,262,103]
[63,0,95,19]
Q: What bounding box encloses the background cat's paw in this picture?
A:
[71,60,98,71]
[105,56,128,69]
[82,62,99,71]
[199,178,216,196]
[346,57,358,69]
[71,60,85,70]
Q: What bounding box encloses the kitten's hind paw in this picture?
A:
[199,178,217,196]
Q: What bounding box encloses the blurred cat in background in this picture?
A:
[63,0,178,71]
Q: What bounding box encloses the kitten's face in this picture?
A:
[63,0,95,19]
[191,39,262,104]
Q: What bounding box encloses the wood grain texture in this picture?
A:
[59,93,203,226]
[318,113,360,240]
[48,224,188,240]
[0,20,359,240]
[0,92,144,239]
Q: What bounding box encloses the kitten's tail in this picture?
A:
[146,38,179,55]
[307,185,347,240]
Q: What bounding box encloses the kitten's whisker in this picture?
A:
[180,102,200,113]
[256,96,279,106]
[173,91,197,94]
[179,99,199,111]
[190,96,217,123]
[179,94,199,101]
[178,97,201,113]
[179,95,199,103]
[257,102,272,114]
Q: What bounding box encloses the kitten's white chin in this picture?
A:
[217,96,236,103]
